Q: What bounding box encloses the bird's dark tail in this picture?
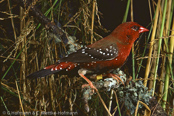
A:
[27,62,76,79]
[26,68,60,79]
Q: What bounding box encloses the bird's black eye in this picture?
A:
[131,25,139,31]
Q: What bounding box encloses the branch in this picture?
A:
[14,0,68,44]
[82,69,168,115]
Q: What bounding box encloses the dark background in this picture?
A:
[98,0,152,34]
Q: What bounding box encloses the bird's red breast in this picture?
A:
[27,22,149,78]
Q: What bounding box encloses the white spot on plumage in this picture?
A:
[110,50,112,52]
[82,49,85,53]
[66,69,68,71]
[106,48,109,51]
[116,58,117,60]
[100,51,103,54]
[110,46,112,49]
[107,53,110,56]
[103,53,105,55]
[55,67,58,70]
[60,67,62,70]
[74,64,77,67]
[91,56,93,58]
[87,64,89,66]
[111,54,113,56]
[89,54,91,56]
[85,53,88,55]
[51,68,53,71]
[99,49,102,50]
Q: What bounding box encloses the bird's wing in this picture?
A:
[60,43,118,63]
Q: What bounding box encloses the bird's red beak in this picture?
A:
[139,26,149,33]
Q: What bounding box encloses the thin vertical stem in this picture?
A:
[57,0,62,23]
[152,0,168,96]
[47,40,56,113]
[136,24,152,78]
[162,18,174,109]
[20,6,27,111]
[50,0,54,22]
[130,0,133,22]
[113,90,121,116]
[15,81,25,116]
[158,0,172,101]
[148,0,153,21]
[91,0,96,44]
[108,89,114,115]
[144,0,161,87]
[122,0,131,23]
[131,0,135,80]
[7,0,17,40]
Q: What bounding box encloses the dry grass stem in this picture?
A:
[15,81,25,116]
[144,0,161,87]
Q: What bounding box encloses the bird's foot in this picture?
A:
[78,69,98,91]
[82,83,96,93]
[80,78,98,92]
[107,73,125,86]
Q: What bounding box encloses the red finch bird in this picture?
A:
[27,22,149,91]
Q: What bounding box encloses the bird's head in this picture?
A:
[111,22,149,45]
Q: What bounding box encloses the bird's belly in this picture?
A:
[81,55,127,73]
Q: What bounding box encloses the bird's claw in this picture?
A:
[108,73,125,86]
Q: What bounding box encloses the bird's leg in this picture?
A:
[108,73,125,86]
[78,69,98,91]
